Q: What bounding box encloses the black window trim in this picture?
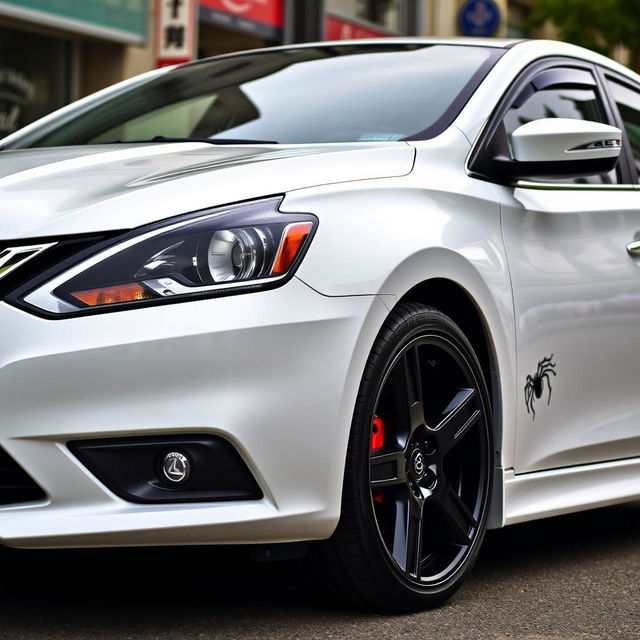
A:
[467,56,635,188]
[597,66,640,185]
[402,46,505,141]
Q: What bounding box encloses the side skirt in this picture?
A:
[503,457,640,526]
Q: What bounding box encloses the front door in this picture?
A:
[499,64,640,473]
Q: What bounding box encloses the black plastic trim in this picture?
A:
[490,154,620,182]
[69,434,263,504]
[0,447,46,505]
[511,68,596,109]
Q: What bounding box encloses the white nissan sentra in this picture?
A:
[0,37,639,611]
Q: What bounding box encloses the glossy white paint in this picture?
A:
[287,127,518,471]
[500,185,640,472]
[504,457,640,525]
[0,38,639,547]
[0,143,414,239]
[0,279,389,547]
[510,118,622,162]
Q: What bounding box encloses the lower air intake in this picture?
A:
[0,447,46,505]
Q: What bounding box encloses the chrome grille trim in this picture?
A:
[0,243,56,280]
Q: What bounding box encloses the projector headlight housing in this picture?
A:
[16,197,317,317]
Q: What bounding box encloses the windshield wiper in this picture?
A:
[107,135,278,145]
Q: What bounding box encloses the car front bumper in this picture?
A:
[0,277,388,548]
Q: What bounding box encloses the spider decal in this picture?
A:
[524,355,557,420]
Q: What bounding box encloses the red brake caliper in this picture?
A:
[371,415,385,504]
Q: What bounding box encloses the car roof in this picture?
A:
[288,36,522,49]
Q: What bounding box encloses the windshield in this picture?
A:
[2,44,500,148]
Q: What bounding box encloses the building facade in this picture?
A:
[0,0,151,137]
[196,1,424,58]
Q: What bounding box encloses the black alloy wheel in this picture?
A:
[310,303,493,612]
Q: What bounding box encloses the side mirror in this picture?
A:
[492,118,622,182]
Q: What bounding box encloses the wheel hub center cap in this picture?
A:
[409,449,426,481]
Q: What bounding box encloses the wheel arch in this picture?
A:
[392,277,506,528]
[398,279,499,429]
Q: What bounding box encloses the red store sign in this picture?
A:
[199,0,284,40]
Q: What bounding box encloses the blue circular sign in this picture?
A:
[459,0,501,37]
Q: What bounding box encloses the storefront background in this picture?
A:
[1,0,147,41]
[325,0,408,33]
[0,26,71,135]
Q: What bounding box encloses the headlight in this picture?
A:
[20,197,316,316]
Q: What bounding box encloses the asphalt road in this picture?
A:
[0,501,638,640]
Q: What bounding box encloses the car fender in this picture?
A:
[282,178,517,495]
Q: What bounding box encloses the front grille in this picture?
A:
[0,447,46,505]
[0,243,55,281]
[0,232,117,302]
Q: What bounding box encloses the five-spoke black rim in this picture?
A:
[369,334,490,586]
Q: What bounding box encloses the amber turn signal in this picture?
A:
[271,222,313,275]
[71,283,152,307]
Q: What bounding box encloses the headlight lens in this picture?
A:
[21,197,316,315]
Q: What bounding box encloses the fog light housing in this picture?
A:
[69,434,262,503]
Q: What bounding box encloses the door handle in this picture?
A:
[627,241,640,256]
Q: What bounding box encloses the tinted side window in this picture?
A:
[608,80,640,179]
[503,83,616,184]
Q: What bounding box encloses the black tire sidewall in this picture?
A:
[340,304,494,610]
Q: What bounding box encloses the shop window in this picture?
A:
[0,27,71,137]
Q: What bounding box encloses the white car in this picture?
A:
[0,37,639,612]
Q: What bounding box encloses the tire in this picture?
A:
[309,303,494,612]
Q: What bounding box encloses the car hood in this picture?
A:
[0,142,414,239]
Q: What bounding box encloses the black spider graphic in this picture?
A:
[524,355,557,420]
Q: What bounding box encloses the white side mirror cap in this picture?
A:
[511,118,622,163]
